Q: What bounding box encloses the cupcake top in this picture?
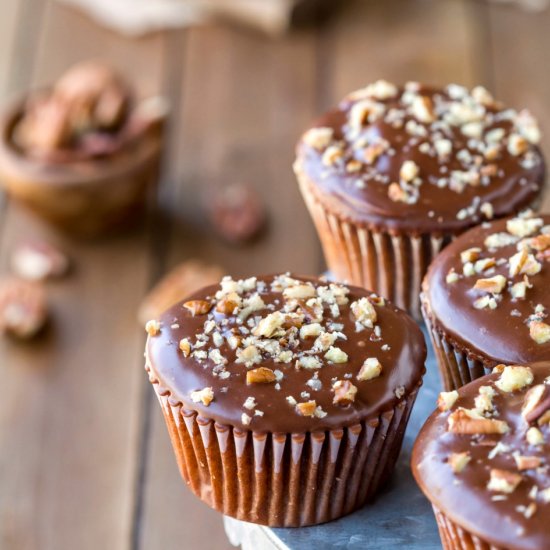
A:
[145,273,426,433]
[424,213,550,365]
[413,363,550,550]
[295,81,544,232]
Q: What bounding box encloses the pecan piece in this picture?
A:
[522,384,550,424]
[183,300,212,316]
[0,278,47,339]
[11,241,69,281]
[514,455,542,471]
[296,400,317,417]
[487,469,522,494]
[448,452,471,473]
[332,380,358,405]
[447,408,509,434]
[246,367,276,385]
[215,291,241,315]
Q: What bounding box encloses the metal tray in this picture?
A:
[224,326,442,550]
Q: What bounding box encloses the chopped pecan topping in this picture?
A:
[357,357,383,381]
[332,380,358,405]
[514,455,542,471]
[495,365,534,392]
[448,408,509,434]
[183,300,212,316]
[215,292,241,315]
[190,387,214,406]
[474,275,506,294]
[487,469,522,494]
[448,452,471,473]
[246,367,277,385]
[529,321,550,344]
[179,338,191,356]
[145,319,160,336]
[295,400,317,417]
[437,390,459,411]
[522,384,550,423]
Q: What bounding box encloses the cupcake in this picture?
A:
[0,61,166,237]
[294,81,545,318]
[145,273,426,526]
[412,363,550,550]
[422,212,550,391]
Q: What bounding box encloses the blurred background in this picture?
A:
[0,0,549,549]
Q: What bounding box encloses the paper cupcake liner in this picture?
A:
[421,298,493,391]
[433,506,500,550]
[149,372,420,527]
[297,172,451,320]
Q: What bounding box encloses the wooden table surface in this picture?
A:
[0,1,549,549]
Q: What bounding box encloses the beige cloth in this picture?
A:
[57,0,302,36]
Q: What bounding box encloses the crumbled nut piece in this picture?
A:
[449,452,471,473]
[460,246,481,264]
[216,291,241,314]
[325,346,348,363]
[332,380,358,405]
[179,338,191,356]
[529,321,550,345]
[357,357,382,381]
[322,145,344,166]
[145,319,160,336]
[480,202,494,219]
[507,134,528,156]
[495,365,534,392]
[297,356,322,370]
[463,262,475,277]
[509,249,541,277]
[351,297,377,328]
[246,367,277,385]
[507,217,544,238]
[473,295,497,310]
[346,159,362,173]
[190,387,214,406]
[183,300,212,316]
[411,95,435,123]
[283,284,316,300]
[388,182,412,203]
[395,386,405,399]
[296,400,317,417]
[437,390,459,412]
[434,138,452,158]
[514,455,542,471]
[363,79,398,99]
[11,241,69,281]
[474,258,496,273]
[526,427,544,445]
[510,280,528,299]
[540,488,550,503]
[299,323,322,339]
[235,345,262,367]
[488,469,522,494]
[400,160,419,182]
[446,270,459,284]
[241,413,252,426]
[522,384,550,423]
[525,234,550,252]
[363,142,387,164]
[475,385,496,413]
[0,279,47,339]
[253,311,284,338]
[474,275,506,294]
[302,127,333,150]
[448,408,509,434]
[485,232,519,249]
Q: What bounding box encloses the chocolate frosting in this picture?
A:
[145,274,426,433]
[424,214,550,365]
[412,363,550,550]
[295,82,545,233]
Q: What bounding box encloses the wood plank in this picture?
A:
[139,22,322,549]
[324,0,481,106]
[0,3,168,549]
[0,0,25,98]
[485,2,550,209]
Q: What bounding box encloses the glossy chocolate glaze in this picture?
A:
[296,84,545,233]
[424,214,550,365]
[145,274,426,433]
[412,364,550,550]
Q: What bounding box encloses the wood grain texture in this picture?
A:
[485,2,550,210]
[0,3,167,550]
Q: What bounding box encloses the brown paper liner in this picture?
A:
[421,297,494,391]
[296,171,452,320]
[150,375,420,527]
[433,506,502,550]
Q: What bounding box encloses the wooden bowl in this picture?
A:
[0,97,163,238]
